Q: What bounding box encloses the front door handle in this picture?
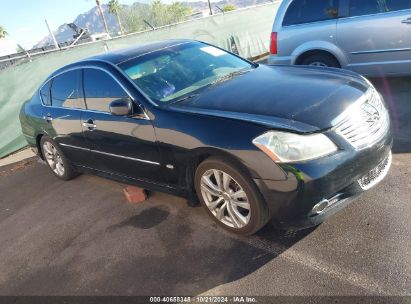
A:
[82,119,97,130]
[401,18,411,24]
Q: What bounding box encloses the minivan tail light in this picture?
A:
[270,32,278,55]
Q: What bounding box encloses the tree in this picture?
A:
[223,4,236,12]
[0,26,8,39]
[168,2,192,23]
[121,0,191,33]
[120,3,150,34]
[149,0,191,27]
[96,0,110,34]
[109,0,124,35]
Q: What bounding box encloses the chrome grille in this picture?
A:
[335,89,389,149]
[358,152,392,190]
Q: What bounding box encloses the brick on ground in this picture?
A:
[123,186,147,204]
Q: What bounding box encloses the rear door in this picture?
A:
[81,67,164,183]
[279,0,339,59]
[41,69,89,165]
[337,0,411,76]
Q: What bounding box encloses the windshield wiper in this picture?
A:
[210,68,251,86]
[168,94,199,105]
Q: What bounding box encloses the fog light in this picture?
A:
[311,199,329,215]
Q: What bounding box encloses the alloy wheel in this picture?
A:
[200,169,251,228]
[43,141,65,177]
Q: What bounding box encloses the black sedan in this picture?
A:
[19,40,392,235]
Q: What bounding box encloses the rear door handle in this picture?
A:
[401,18,411,24]
[43,114,53,122]
[82,119,97,130]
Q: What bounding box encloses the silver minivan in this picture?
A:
[268,0,411,77]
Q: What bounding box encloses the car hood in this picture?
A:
[171,65,370,132]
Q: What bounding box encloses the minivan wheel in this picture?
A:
[40,136,78,181]
[195,157,270,235]
[301,54,340,68]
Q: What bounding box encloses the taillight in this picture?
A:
[270,32,278,55]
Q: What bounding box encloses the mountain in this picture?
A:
[34,0,269,49]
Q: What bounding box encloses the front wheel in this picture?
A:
[40,136,78,181]
[195,157,270,235]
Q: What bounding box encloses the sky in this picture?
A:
[0,0,173,50]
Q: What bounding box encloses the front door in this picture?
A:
[338,0,411,76]
[80,67,164,183]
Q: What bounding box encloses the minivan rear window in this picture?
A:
[283,0,339,26]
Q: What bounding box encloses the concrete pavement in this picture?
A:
[0,76,410,296]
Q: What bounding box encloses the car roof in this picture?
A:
[87,39,195,65]
[48,39,197,79]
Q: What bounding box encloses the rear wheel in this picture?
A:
[40,136,78,181]
[301,53,340,68]
[195,157,270,235]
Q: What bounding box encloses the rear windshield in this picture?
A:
[283,0,339,26]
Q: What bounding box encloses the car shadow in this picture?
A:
[91,205,318,296]
[369,76,411,154]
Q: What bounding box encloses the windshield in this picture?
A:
[119,42,254,104]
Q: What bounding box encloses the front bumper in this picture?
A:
[254,130,393,230]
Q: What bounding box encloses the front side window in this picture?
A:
[83,68,129,112]
[50,70,82,108]
[119,42,254,104]
[283,0,339,26]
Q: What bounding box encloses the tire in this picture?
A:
[40,136,78,181]
[301,53,340,68]
[194,157,270,235]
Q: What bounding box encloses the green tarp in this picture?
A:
[0,2,279,158]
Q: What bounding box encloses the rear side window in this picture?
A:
[283,0,339,26]
[40,81,51,106]
[349,0,411,17]
[50,70,83,109]
[83,68,129,112]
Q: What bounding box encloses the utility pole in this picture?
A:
[207,0,213,15]
[45,19,59,49]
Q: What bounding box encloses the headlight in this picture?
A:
[252,131,338,163]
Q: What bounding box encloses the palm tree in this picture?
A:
[0,26,8,39]
[96,0,110,34]
[108,0,124,35]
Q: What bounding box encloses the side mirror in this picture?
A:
[109,98,132,116]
